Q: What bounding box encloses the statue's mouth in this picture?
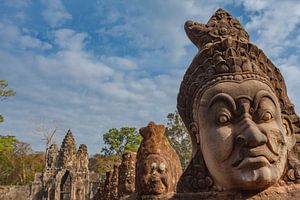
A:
[235,156,270,169]
[232,145,279,169]
[148,177,166,195]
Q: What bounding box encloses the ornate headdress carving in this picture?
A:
[177,8,299,136]
[185,8,249,49]
[177,8,300,193]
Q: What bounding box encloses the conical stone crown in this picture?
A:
[58,129,77,168]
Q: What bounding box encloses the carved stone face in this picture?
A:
[140,155,169,195]
[194,80,293,190]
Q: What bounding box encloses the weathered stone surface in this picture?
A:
[136,122,182,198]
[125,183,300,200]
[101,165,119,200]
[110,165,119,200]
[177,7,300,193]
[0,185,30,200]
[30,173,43,200]
[46,144,58,170]
[57,129,77,169]
[76,144,89,172]
[172,184,300,199]
[118,152,136,198]
[30,130,99,200]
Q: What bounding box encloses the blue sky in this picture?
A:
[1,0,300,155]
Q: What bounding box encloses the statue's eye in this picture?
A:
[262,111,273,122]
[217,114,230,124]
[151,162,157,170]
[158,163,166,172]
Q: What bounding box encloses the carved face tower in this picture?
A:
[177,8,300,192]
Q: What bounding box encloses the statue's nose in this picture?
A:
[236,118,267,147]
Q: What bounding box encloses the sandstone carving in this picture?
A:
[46,144,58,169]
[177,8,300,193]
[136,122,182,198]
[30,130,100,200]
[118,152,136,198]
[76,144,89,172]
[102,171,112,200]
[102,165,119,200]
[57,130,77,169]
[110,165,119,200]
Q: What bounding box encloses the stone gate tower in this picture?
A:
[30,130,99,200]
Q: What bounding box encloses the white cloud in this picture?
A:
[96,0,233,63]
[53,29,87,50]
[0,21,52,50]
[276,55,300,112]
[242,0,300,57]
[4,0,30,9]
[41,0,72,27]
[0,24,179,153]
[241,0,269,11]
[101,56,138,71]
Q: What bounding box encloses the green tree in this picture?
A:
[0,135,44,185]
[165,111,192,169]
[101,127,142,157]
[89,154,120,175]
[0,136,17,183]
[0,80,15,122]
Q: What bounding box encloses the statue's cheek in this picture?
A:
[258,122,287,154]
[204,126,234,162]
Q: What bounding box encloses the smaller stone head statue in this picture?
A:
[177,8,300,192]
[135,122,182,196]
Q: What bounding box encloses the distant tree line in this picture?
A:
[0,135,44,185]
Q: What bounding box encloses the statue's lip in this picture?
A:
[235,156,270,170]
[148,180,166,195]
[231,146,278,168]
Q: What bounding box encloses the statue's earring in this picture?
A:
[189,122,200,144]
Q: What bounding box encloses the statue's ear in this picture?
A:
[189,122,200,144]
[282,115,295,150]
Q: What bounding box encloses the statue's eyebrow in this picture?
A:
[207,93,237,111]
[253,90,277,111]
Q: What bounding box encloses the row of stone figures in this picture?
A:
[30,130,100,200]
[92,121,183,200]
[92,154,136,200]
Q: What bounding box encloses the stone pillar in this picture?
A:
[118,152,136,198]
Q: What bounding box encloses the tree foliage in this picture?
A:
[0,80,15,122]
[101,127,142,157]
[165,111,192,169]
[89,154,120,175]
[0,135,44,185]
